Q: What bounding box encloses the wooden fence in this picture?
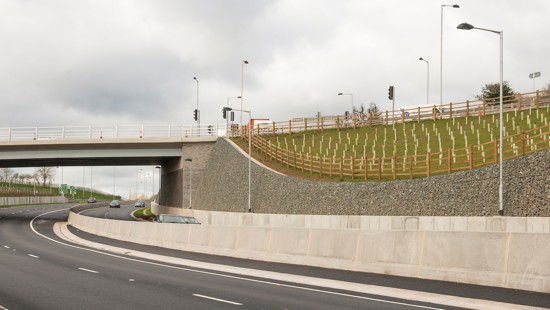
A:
[232,90,550,180]
[250,124,549,180]
[240,90,550,136]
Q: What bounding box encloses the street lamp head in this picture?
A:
[338,93,343,95]
[419,57,424,61]
[452,4,460,8]
[243,60,248,64]
[457,23,474,30]
[237,96,242,98]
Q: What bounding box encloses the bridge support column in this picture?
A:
[158,142,215,209]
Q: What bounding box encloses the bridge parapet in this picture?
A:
[0,124,226,142]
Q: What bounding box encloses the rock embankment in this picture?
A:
[194,138,549,216]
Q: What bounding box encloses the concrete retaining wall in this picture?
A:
[0,196,68,206]
[69,208,550,293]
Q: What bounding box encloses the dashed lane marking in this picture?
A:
[193,294,243,306]
[28,254,40,259]
[78,268,99,274]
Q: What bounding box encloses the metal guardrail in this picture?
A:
[0,124,226,141]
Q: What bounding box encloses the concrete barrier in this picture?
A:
[69,207,550,293]
[0,196,68,206]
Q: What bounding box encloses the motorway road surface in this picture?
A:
[0,204,548,310]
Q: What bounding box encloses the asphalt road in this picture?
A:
[0,204,548,310]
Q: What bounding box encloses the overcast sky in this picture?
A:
[2,0,549,198]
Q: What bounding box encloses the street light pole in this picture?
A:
[240,60,249,125]
[458,22,504,215]
[441,4,460,111]
[419,57,430,105]
[223,107,253,213]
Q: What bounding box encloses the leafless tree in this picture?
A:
[35,167,57,187]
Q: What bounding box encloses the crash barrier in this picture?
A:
[69,205,550,293]
[0,196,68,206]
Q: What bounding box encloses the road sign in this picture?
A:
[529,72,541,79]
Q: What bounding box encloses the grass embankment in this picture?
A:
[133,207,155,221]
[0,182,120,201]
[234,107,549,181]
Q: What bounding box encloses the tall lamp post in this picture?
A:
[440,4,460,111]
[240,60,249,125]
[457,22,504,215]
[419,57,430,105]
[337,92,354,115]
[185,159,192,208]
[223,107,252,213]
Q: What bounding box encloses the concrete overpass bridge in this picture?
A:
[0,124,224,207]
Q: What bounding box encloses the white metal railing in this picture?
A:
[0,124,226,142]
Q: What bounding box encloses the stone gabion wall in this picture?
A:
[193,138,550,217]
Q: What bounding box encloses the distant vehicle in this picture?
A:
[87,197,97,203]
[134,200,146,208]
[109,200,121,208]
[153,214,200,224]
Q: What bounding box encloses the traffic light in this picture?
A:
[388,86,394,100]
[193,109,198,121]
[222,107,232,120]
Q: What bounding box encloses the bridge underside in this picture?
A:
[0,138,218,208]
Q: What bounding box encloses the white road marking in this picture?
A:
[0,304,9,310]
[78,268,99,274]
[193,294,243,306]
[3,245,10,249]
[28,254,40,258]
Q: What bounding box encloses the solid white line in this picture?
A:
[28,254,40,258]
[3,245,10,249]
[78,268,99,274]
[193,294,243,306]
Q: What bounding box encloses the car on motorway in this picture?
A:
[153,214,200,224]
[135,200,146,208]
[87,197,97,203]
[109,200,121,208]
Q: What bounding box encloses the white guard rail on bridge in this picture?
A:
[0,124,227,141]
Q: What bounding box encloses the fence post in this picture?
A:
[337,116,340,130]
[353,113,357,129]
[536,90,540,109]
[409,155,413,180]
[364,156,368,180]
[339,157,343,180]
[469,144,474,169]
[288,120,292,135]
[521,131,525,156]
[466,100,470,117]
[402,110,405,124]
[392,155,396,179]
[449,102,453,119]
[426,153,431,177]
[517,94,522,112]
[378,157,382,180]
[350,156,355,180]
[432,105,437,121]
[385,110,388,126]
[321,117,324,132]
[329,157,333,177]
[304,119,308,132]
[319,157,323,176]
[447,148,452,174]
